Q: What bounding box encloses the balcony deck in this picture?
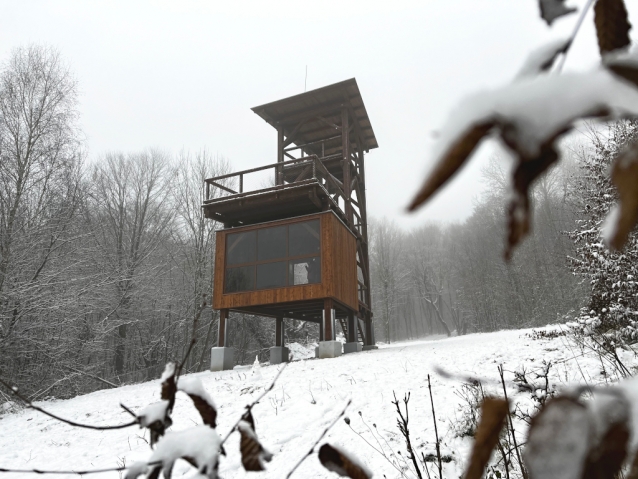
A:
[203,156,352,228]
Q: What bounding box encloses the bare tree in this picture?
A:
[369,218,409,343]
[88,150,174,374]
[0,45,85,392]
[171,149,231,371]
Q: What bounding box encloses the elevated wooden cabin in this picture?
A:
[204,78,377,357]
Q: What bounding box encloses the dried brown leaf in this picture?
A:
[607,138,638,249]
[146,467,161,479]
[627,451,638,479]
[136,401,173,447]
[463,397,509,479]
[318,443,371,479]
[147,418,173,447]
[238,412,272,471]
[524,396,591,479]
[500,105,610,259]
[607,62,638,88]
[594,0,632,56]
[583,421,629,479]
[582,392,630,479]
[505,145,560,260]
[539,0,577,25]
[160,363,177,410]
[408,121,495,212]
[189,393,217,429]
[178,377,218,428]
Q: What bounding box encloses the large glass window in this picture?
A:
[225,266,255,293]
[226,231,256,265]
[224,219,321,293]
[289,221,320,256]
[257,225,287,261]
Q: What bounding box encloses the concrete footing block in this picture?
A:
[343,342,363,354]
[317,341,343,359]
[210,347,235,371]
[362,345,378,351]
[269,346,289,365]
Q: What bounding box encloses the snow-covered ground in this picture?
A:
[0,327,631,478]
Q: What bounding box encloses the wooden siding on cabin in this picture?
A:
[327,213,358,309]
[213,212,357,311]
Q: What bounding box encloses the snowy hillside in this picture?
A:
[0,327,628,478]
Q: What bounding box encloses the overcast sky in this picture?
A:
[1,0,634,228]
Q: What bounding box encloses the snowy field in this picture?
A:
[0,327,630,478]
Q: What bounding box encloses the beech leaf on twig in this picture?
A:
[408,67,638,259]
[605,48,638,89]
[581,392,630,479]
[604,138,638,249]
[524,396,592,479]
[134,363,177,446]
[318,443,372,479]
[178,377,218,428]
[594,0,632,56]
[408,121,495,211]
[463,397,508,479]
[538,0,577,26]
[238,411,272,471]
[160,362,177,410]
[136,400,173,447]
[141,426,222,479]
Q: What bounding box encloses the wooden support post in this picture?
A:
[347,312,356,343]
[323,298,334,341]
[276,126,284,186]
[365,317,374,346]
[341,107,352,227]
[275,317,284,347]
[218,309,229,347]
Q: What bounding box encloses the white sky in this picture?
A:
[1,0,634,227]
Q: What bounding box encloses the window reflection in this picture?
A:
[226,231,256,265]
[289,220,320,256]
[225,266,255,293]
[258,225,286,261]
[289,257,321,285]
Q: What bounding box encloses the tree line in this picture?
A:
[369,148,590,343]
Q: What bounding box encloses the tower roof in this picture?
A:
[251,78,378,156]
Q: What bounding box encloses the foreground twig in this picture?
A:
[0,461,160,475]
[427,374,443,479]
[61,364,119,388]
[555,0,596,73]
[392,391,423,479]
[0,376,137,431]
[220,362,289,446]
[285,398,352,478]
[345,420,408,477]
[498,365,528,479]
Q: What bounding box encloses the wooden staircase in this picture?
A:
[337,317,365,343]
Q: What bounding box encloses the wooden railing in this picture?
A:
[204,155,345,204]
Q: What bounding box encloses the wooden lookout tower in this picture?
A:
[203,78,377,370]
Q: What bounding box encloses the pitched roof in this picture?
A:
[251,78,378,156]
